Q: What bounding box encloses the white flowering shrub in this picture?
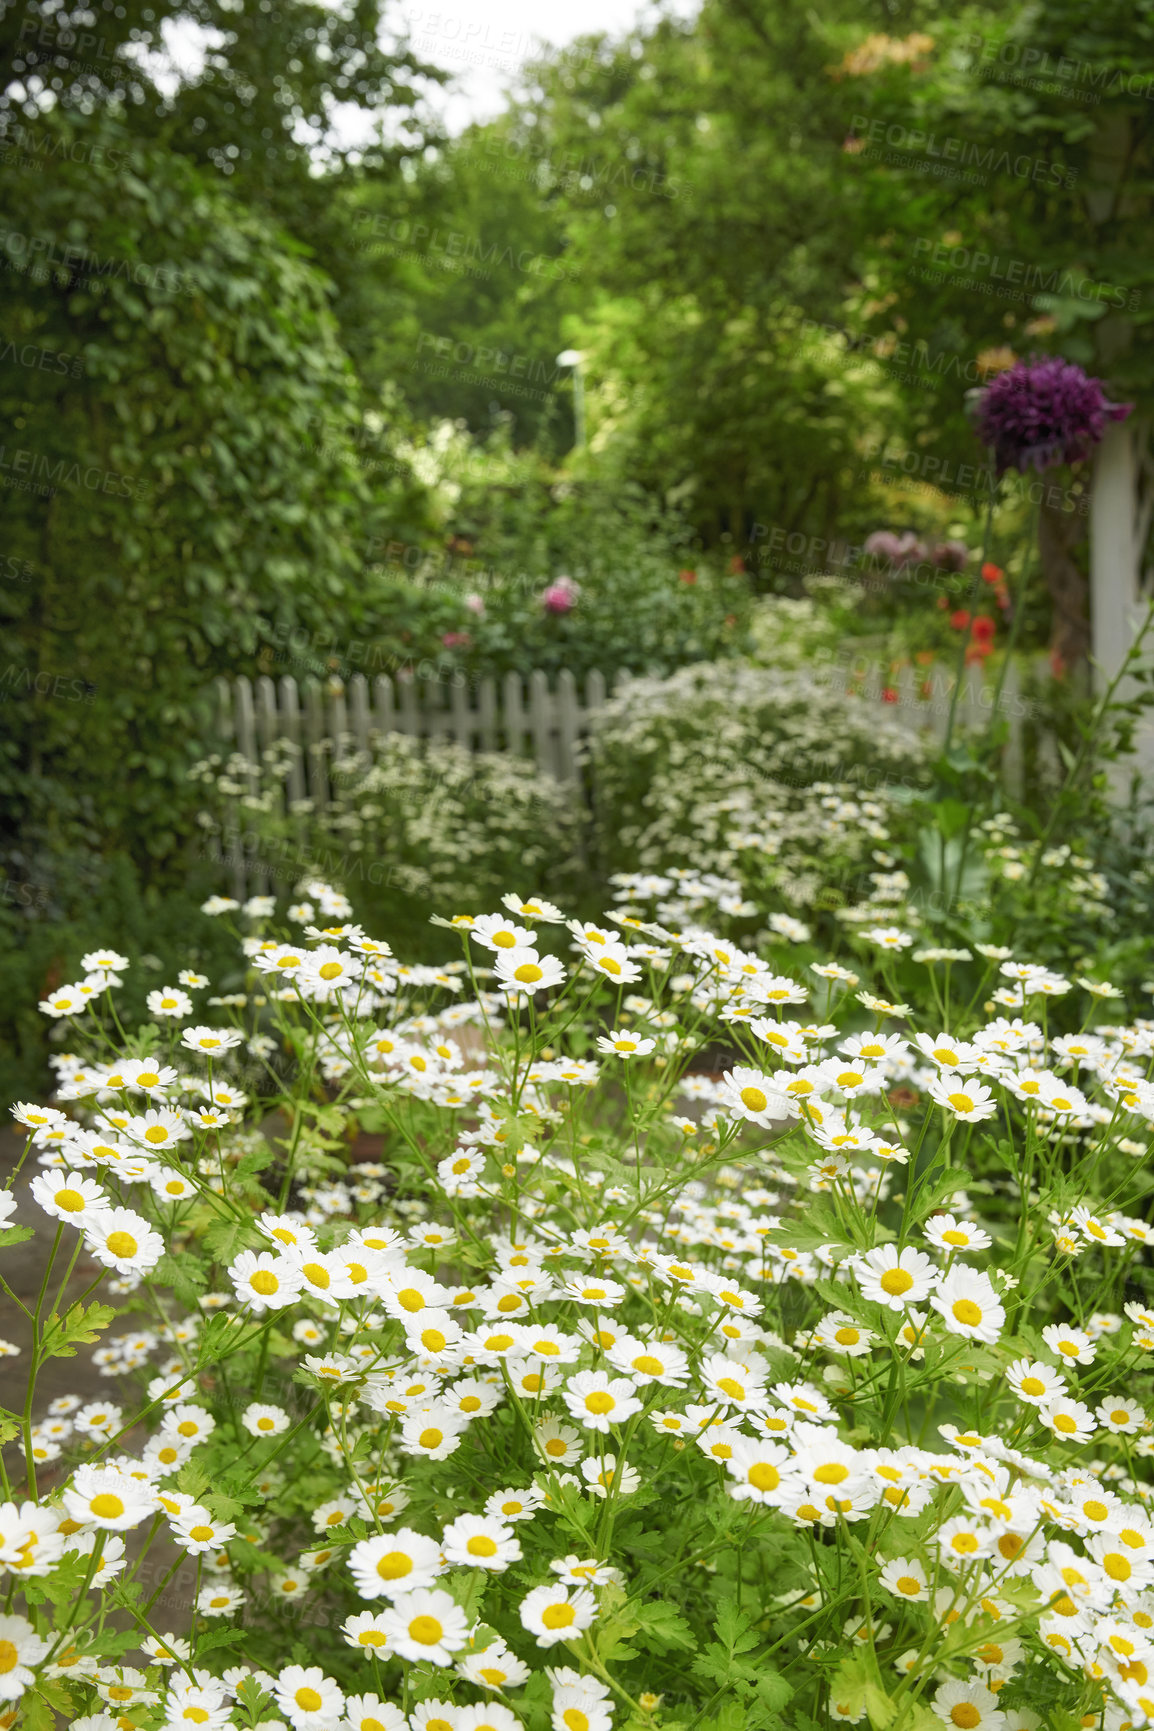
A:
[192,736,582,943]
[6,869,1154,1731]
[585,662,927,914]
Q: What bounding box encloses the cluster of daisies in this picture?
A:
[3,874,1154,1731]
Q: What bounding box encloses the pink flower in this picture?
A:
[464,593,486,616]
[541,576,580,615]
[442,632,472,650]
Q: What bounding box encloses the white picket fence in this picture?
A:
[212,667,632,807]
[212,657,1060,797]
[813,649,1060,791]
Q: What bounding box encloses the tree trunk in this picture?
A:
[1038,485,1090,675]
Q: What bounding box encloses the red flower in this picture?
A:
[949,609,971,630]
[981,562,1004,584]
[966,641,993,663]
[971,615,995,643]
[881,687,898,703]
[679,569,698,585]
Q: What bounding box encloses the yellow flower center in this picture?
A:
[376,1552,412,1581]
[408,1615,444,1645]
[748,1462,780,1492]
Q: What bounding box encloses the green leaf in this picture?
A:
[0,1224,35,1248]
[689,1598,791,1717]
[934,798,972,840]
[827,1651,896,1730]
[236,1142,275,1179]
[154,1250,208,1308]
[39,1300,118,1361]
[177,1461,212,1499]
[193,1627,246,1654]
[911,1163,975,1217]
[20,1685,76,1730]
[632,1598,697,1654]
[204,1215,261,1264]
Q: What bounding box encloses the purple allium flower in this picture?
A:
[541,575,580,615]
[864,530,926,568]
[973,356,1132,475]
[930,540,970,572]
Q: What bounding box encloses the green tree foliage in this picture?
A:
[0,114,380,869]
[334,122,586,453]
